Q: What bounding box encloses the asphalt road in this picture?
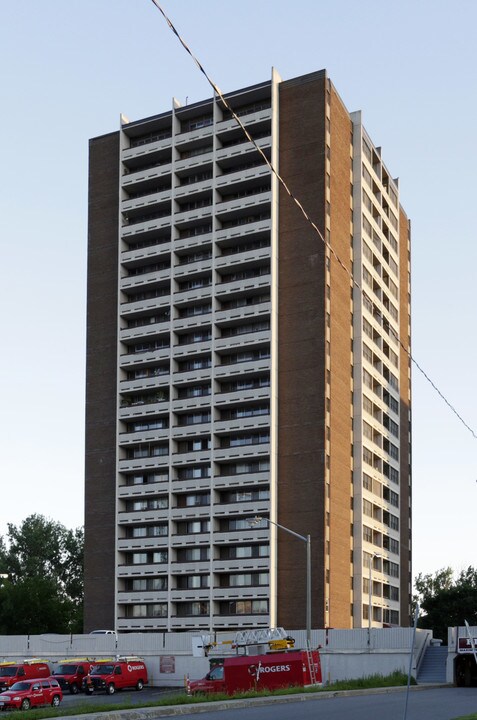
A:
[59,685,180,709]
[57,686,477,720]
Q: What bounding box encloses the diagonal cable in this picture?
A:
[148,0,477,441]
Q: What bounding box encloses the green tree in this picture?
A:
[414,566,477,643]
[0,514,84,634]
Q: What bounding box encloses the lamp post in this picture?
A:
[249,516,311,648]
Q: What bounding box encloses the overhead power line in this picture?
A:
[148,0,477,442]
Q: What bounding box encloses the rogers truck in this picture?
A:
[52,659,93,694]
[187,650,321,695]
[0,660,51,692]
[84,657,148,694]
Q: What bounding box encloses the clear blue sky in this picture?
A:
[1,0,475,582]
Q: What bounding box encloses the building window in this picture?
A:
[176,547,210,562]
[126,577,167,592]
[220,600,268,615]
[126,497,168,511]
[220,572,269,587]
[176,492,211,508]
[176,575,209,589]
[176,520,210,535]
[125,603,167,618]
[176,465,210,480]
[219,544,269,560]
[222,516,268,531]
[128,524,167,538]
[176,601,210,617]
[177,412,211,426]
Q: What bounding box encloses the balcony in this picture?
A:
[119,375,170,395]
[120,266,171,293]
[118,456,169,473]
[215,330,271,354]
[118,427,169,446]
[119,321,171,344]
[217,187,271,214]
[172,422,212,439]
[212,557,269,574]
[212,586,268,601]
[175,125,214,148]
[215,165,270,194]
[121,187,171,214]
[214,416,270,435]
[215,246,271,272]
[117,562,168,577]
[171,395,211,413]
[170,505,211,520]
[122,139,172,165]
[175,150,214,176]
[116,618,168,631]
[172,367,211,386]
[217,107,272,134]
[117,537,168,552]
[118,480,168,499]
[173,258,213,280]
[211,614,270,629]
[122,162,172,190]
[213,471,270,490]
[213,445,270,464]
[170,588,210,602]
[173,313,213,333]
[119,347,171,370]
[214,358,270,380]
[121,239,172,266]
[216,138,272,166]
[214,386,270,407]
[118,509,169,525]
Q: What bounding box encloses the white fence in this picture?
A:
[0,628,433,687]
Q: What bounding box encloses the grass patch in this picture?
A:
[9,671,414,719]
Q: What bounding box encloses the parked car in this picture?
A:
[0,678,62,710]
[89,630,116,635]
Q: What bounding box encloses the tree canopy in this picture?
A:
[0,514,84,634]
[414,566,477,643]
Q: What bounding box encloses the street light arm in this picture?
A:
[252,516,308,544]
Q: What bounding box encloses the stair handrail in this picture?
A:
[415,630,433,675]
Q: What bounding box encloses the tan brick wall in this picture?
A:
[328,84,354,628]
[399,207,412,626]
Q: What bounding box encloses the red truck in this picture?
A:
[52,659,93,694]
[84,657,148,694]
[187,650,321,695]
[0,660,51,692]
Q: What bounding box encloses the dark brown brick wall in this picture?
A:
[399,207,412,626]
[277,72,328,629]
[83,132,120,632]
[328,84,354,628]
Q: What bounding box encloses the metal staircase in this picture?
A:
[417,645,448,684]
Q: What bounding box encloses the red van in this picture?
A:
[84,657,148,694]
[0,660,51,692]
[187,650,321,695]
[52,659,93,694]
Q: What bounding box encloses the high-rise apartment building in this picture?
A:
[84,69,411,633]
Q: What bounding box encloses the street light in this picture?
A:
[248,516,312,648]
